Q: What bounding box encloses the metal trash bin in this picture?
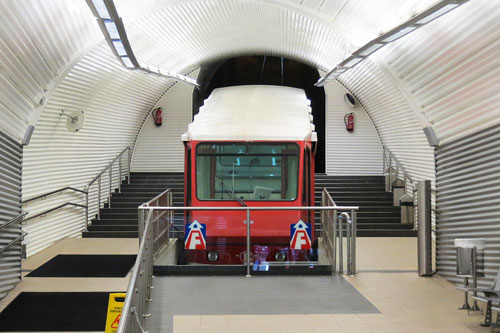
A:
[455,238,485,311]
[455,238,485,277]
[399,193,414,224]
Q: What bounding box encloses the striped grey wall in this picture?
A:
[436,122,500,287]
[0,130,22,300]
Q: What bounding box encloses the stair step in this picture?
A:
[357,211,400,218]
[356,229,417,237]
[356,223,414,230]
[88,225,138,232]
[83,231,138,238]
[315,176,383,180]
[91,218,137,225]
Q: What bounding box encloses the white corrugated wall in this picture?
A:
[22,44,173,256]
[0,0,99,143]
[338,59,436,184]
[381,0,500,146]
[131,70,199,172]
[325,80,383,175]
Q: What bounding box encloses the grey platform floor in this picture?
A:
[147,275,379,332]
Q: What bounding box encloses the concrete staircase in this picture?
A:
[83,172,184,238]
[83,172,415,238]
[315,174,416,237]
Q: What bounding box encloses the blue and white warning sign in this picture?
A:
[185,220,206,250]
[290,220,312,249]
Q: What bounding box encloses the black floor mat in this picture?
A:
[0,292,123,331]
[27,254,136,277]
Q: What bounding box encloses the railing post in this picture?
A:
[127,147,131,184]
[382,147,386,175]
[351,209,357,275]
[346,214,351,275]
[338,214,343,274]
[333,210,337,273]
[97,176,101,219]
[109,167,112,208]
[85,187,89,231]
[245,208,251,278]
[118,157,122,193]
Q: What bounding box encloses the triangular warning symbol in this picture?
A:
[111,314,121,329]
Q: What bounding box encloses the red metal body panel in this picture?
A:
[183,140,316,264]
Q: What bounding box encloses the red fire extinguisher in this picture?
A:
[152,108,162,126]
[344,113,354,132]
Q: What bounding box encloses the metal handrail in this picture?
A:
[137,205,359,211]
[119,190,173,333]
[383,145,415,188]
[321,188,357,275]
[85,146,131,228]
[24,203,87,222]
[0,212,28,232]
[118,191,358,332]
[87,147,131,186]
[0,232,27,256]
[22,187,87,205]
[0,213,28,257]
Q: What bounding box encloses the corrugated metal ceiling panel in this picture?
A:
[0,0,99,142]
[22,44,171,255]
[383,0,500,145]
[338,59,435,184]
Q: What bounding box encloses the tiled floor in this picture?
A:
[0,237,138,314]
[165,238,489,333]
[0,237,491,333]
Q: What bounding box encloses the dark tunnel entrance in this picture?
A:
[193,56,326,173]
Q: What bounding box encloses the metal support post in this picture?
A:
[346,214,351,275]
[97,176,101,219]
[127,147,131,184]
[338,214,343,274]
[351,209,357,275]
[245,208,251,277]
[459,276,471,310]
[119,158,122,193]
[109,168,112,207]
[471,247,481,311]
[332,210,338,273]
[85,190,89,230]
[417,180,432,276]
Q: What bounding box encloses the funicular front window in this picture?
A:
[196,143,299,201]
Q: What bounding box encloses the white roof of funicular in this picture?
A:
[182,85,317,142]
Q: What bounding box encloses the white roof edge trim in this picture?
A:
[183,85,317,142]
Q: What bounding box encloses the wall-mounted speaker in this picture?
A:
[344,93,356,107]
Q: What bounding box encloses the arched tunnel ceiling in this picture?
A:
[0,0,498,189]
[120,0,437,72]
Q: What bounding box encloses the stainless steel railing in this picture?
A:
[118,189,173,333]
[19,147,130,232]
[321,188,357,275]
[0,212,28,257]
[117,189,358,332]
[85,146,131,229]
[383,145,415,195]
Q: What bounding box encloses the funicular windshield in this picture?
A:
[196,143,299,201]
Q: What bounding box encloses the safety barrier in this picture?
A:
[118,188,357,332]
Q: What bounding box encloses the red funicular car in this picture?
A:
[181,85,317,264]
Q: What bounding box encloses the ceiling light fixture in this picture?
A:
[315,0,470,87]
[85,0,199,88]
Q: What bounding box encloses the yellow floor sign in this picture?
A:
[105,293,126,333]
